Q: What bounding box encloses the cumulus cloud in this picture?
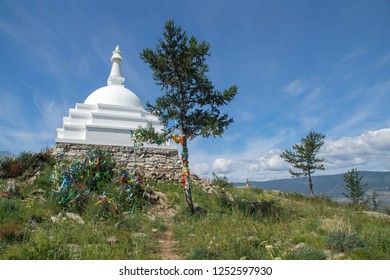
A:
[321,128,390,170]
[248,149,289,172]
[212,158,235,174]
[192,163,210,176]
[191,128,390,182]
[244,128,390,181]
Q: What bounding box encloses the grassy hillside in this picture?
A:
[1,170,390,260]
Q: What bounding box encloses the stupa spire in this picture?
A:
[107,45,125,86]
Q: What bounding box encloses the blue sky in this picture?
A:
[1,0,390,182]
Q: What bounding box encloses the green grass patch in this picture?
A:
[1,170,389,260]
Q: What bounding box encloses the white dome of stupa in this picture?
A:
[56,46,168,147]
[84,85,143,108]
[84,46,143,109]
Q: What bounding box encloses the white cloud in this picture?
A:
[188,125,390,183]
[321,128,390,170]
[249,149,289,171]
[212,158,235,174]
[188,130,296,182]
[246,128,390,180]
[192,163,210,176]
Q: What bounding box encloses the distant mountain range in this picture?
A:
[235,171,390,205]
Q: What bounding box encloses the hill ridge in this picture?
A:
[235,171,390,205]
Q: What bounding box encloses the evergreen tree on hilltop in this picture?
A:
[280,131,326,195]
[343,168,367,205]
[139,20,238,213]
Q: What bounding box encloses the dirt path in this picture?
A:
[152,193,182,260]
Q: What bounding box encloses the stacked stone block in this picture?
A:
[53,143,182,182]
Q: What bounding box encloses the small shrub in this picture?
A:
[54,146,115,191]
[92,192,119,219]
[0,149,55,179]
[34,163,55,192]
[0,151,15,178]
[51,147,151,214]
[93,166,151,214]
[21,236,71,260]
[189,247,222,260]
[113,165,151,212]
[216,192,234,210]
[286,246,327,260]
[50,147,115,213]
[0,221,22,242]
[38,146,56,166]
[51,164,90,213]
[0,197,25,224]
[325,231,366,252]
[112,211,144,230]
[16,152,40,179]
[1,181,22,199]
[216,190,287,222]
[239,198,284,220]
[9,162,24,178]
[236,199,261,216]
[76,147,115,191]
[212,172,233,188]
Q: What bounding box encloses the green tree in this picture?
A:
[280,131,325,195]
[139,20,238,213]
[343,168,367,205]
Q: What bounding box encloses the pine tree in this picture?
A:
[139,20,238,213]
[343,168,367,205]
[280,131,325,195]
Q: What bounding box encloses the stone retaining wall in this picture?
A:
[53,143,182,182]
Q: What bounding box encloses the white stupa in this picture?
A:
[56,46,166,147]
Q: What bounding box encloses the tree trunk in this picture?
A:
[181,134,195,213]
[308,172,314,196]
